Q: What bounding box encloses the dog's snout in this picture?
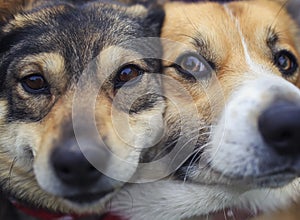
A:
[258,101,300,155]
[51,140,103,187]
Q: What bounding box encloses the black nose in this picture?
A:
[51,140,103,187]
[258,101,300,155]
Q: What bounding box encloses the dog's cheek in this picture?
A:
[96,100,165,181]
[0,100,38,164]
[11,123,41,167]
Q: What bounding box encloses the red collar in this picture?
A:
[10,198,123,220]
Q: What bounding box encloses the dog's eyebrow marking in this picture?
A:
[191,35,212,62]
[266,26,279,48]
[223,4,268,74]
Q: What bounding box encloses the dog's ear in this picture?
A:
[287,0,300,25]
[0,0,35,55]
[118,0,167,7]
[1,0,25,23]
[143,6,165,36]
[126,4,165,36]
[0,0,35,24]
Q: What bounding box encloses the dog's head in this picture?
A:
[161,0,300,210]
[109,1,300,219]
[0,0,165,215]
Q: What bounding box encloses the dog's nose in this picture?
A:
[258,101,300,155]
[51,140,103,187]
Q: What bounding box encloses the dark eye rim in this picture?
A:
[274,50,298,76]
[21,74,50,95]
[171,52,213,80]
[114,64,144,89]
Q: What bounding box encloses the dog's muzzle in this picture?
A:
[50,138,119,203]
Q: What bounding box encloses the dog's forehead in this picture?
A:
[6,2,143,34]
[1,2,149,77]
[163,1,298,67]
[227,0,297,37]
[164,1,291,46]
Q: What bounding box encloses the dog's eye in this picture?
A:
[274,50,298,76]
[174,53,211,80]
[21,74,49,94]
[115,65,143,89]
[181,55,206,73]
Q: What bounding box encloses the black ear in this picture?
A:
[0,0,25,23]
[287,0,300,25]
[143,6,165,37]
[126,3,165,37]
[117,0,166,7]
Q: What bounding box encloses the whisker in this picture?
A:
[270,0,289,29]
[0,149,10,154]
[182,142,212,180]
[8,157,17,190]
[151,126,212,161]
[169,136,200,164]
[223,207,228,220]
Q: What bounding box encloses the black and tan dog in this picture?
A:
[112,0,300,219]
[0,0,165,219]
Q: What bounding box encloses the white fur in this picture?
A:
[110,179,300,220]
[208,75,300,179]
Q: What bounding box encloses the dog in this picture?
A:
[0,0,165,219]
[110,0,300,219]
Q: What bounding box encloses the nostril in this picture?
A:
[88,164,94,172]
[258,101,300,155]
[277,130,292,142]
[271,128,292,142]
[60,166,71,176]
[88,164,98,173]
[54,164,74,183]
[269,129,295,152]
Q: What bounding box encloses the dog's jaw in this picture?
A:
[110,179,299,220]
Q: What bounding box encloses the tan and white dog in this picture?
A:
[111,0,300,219]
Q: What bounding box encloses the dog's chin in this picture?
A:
[180,162,298,190]
[7,190,111,217]
[41,187,118,214]
[63,189,115,205]
[178,166,295,220]
[59,193,114,215]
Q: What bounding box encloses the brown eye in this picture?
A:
[174,53,211,80]
[274,50,298,76]
[115,65,143,89]
[21,74,49,94]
